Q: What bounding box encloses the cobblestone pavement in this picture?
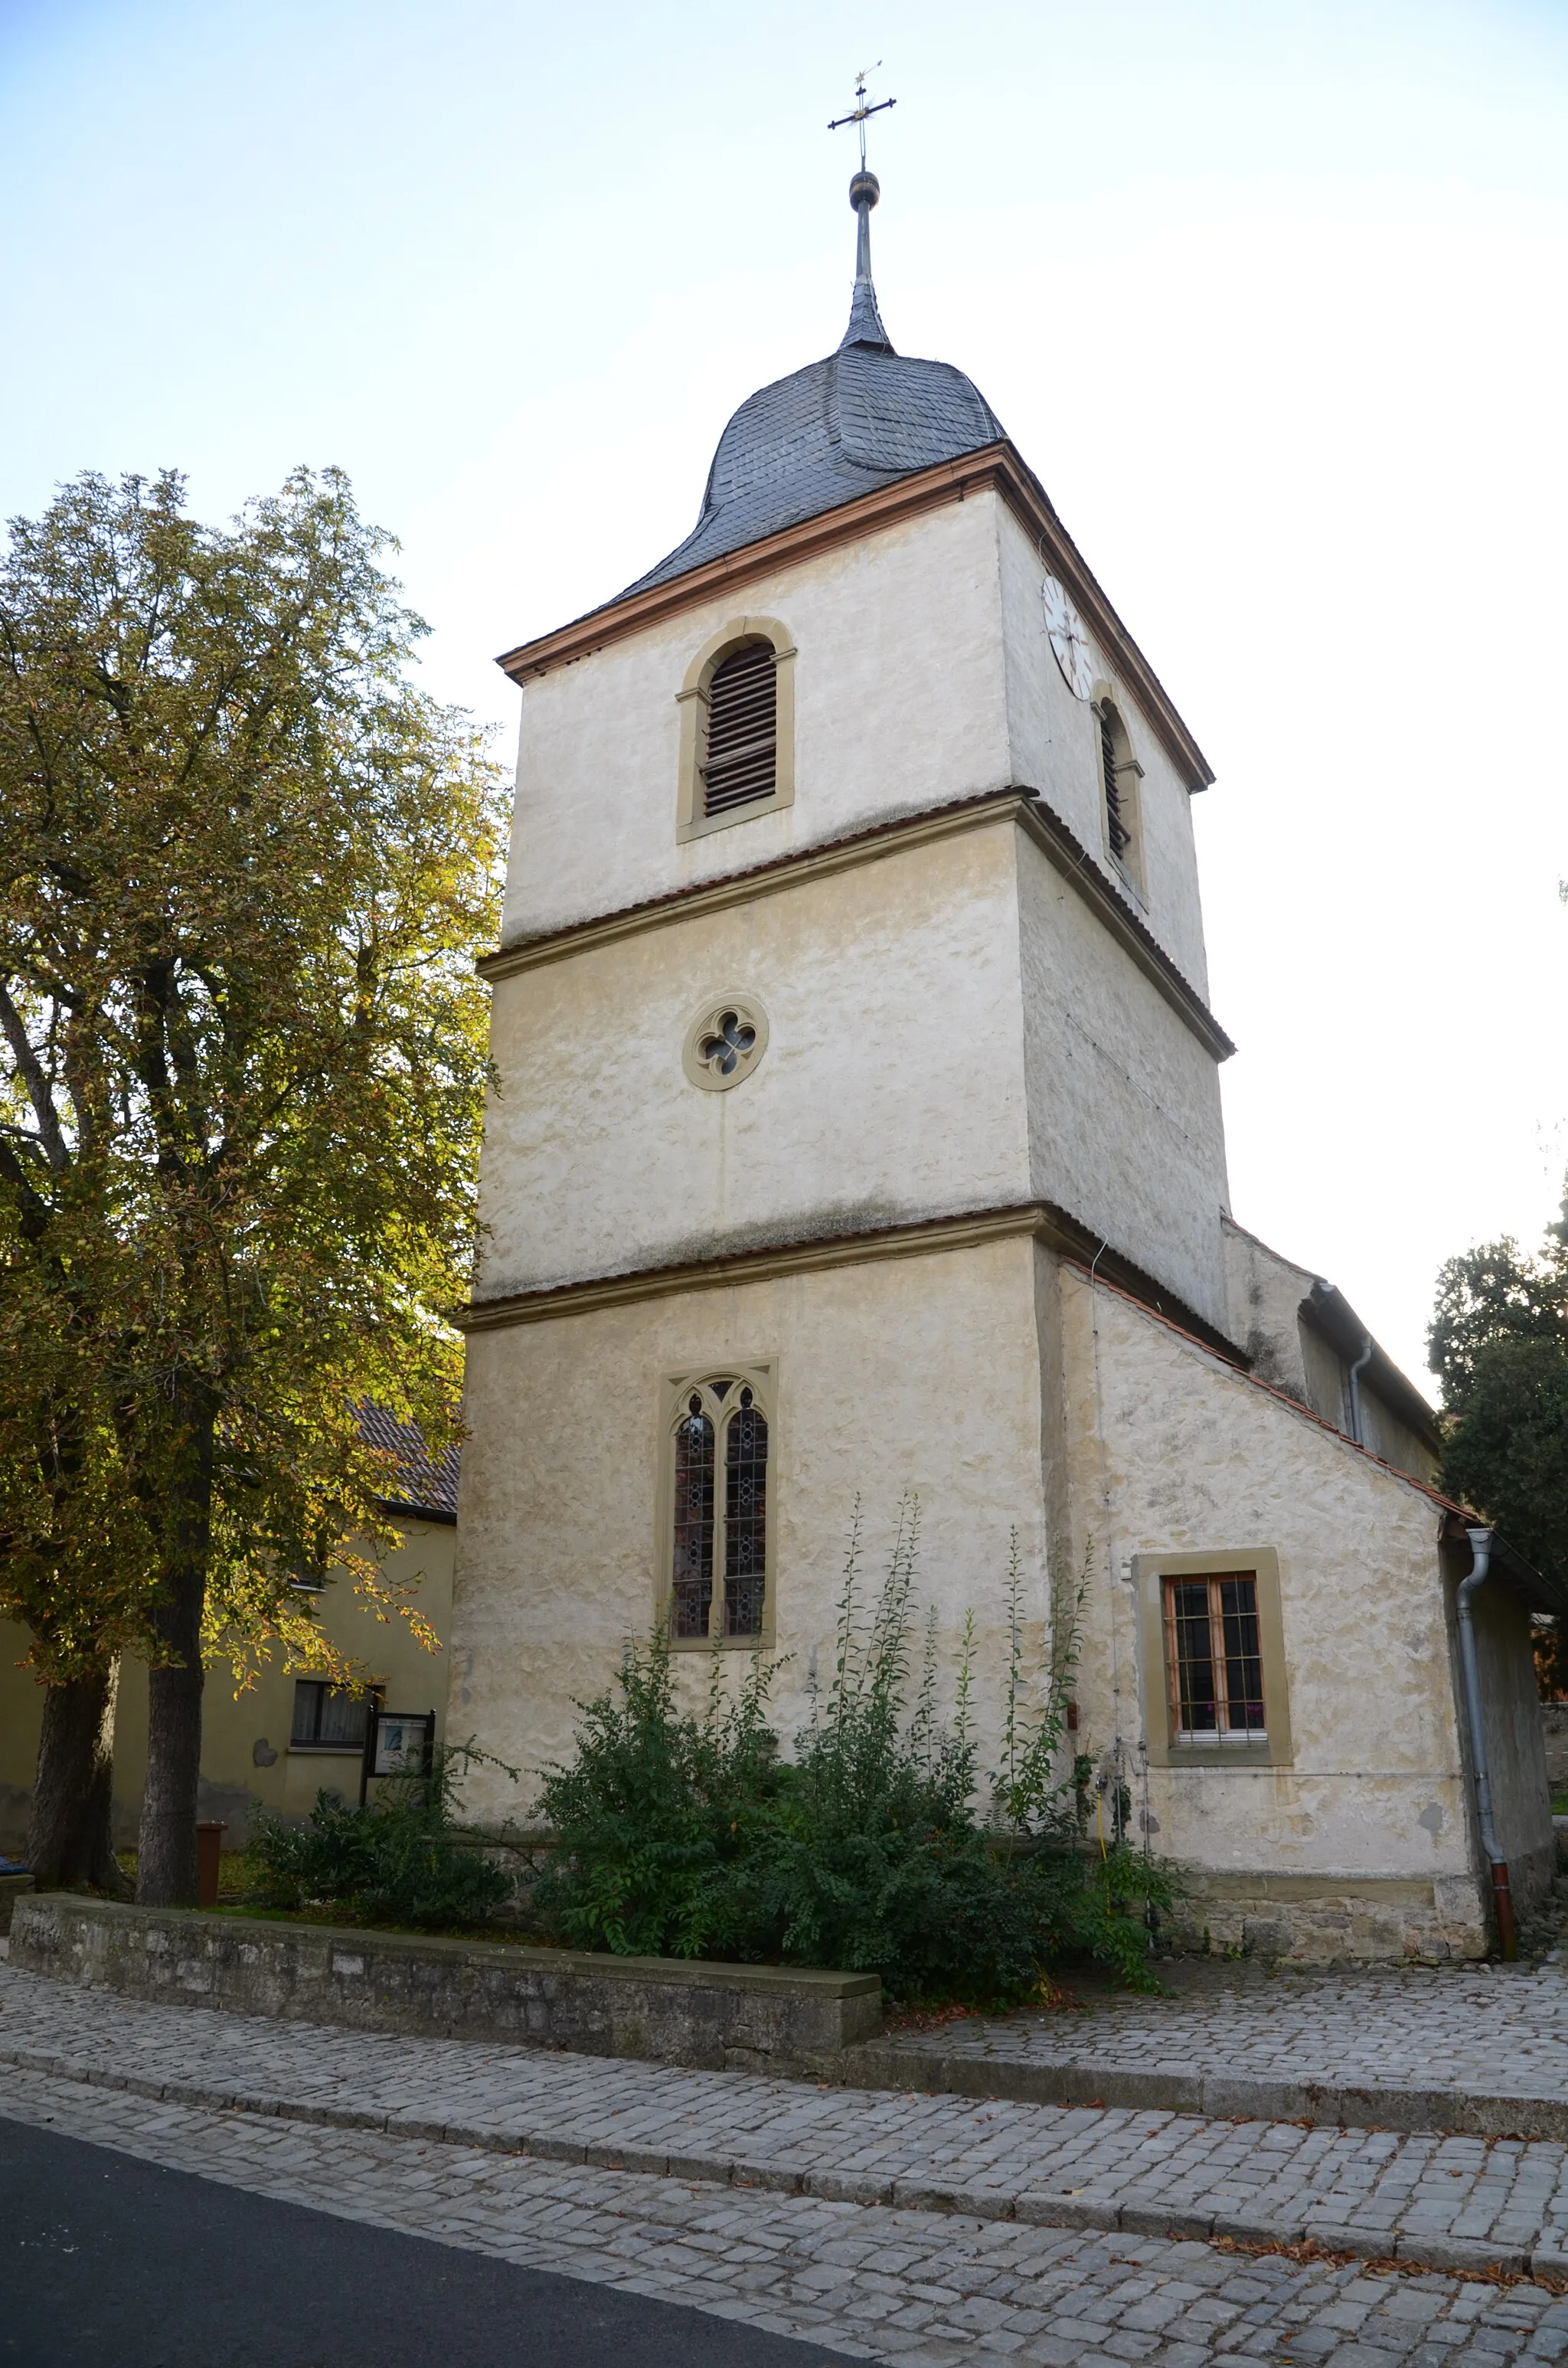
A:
[8,2058,1568,2366]
[8,1966,1568,2275]
[890,1965,1568,2116]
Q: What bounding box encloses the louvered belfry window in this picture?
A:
[701,640,777,818]
[1101,710,1132,861]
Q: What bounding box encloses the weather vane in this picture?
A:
[828,65,896,171]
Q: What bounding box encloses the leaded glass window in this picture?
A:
[723,1388,768,1637]
[671,1396,715,1639]
[667,1372,771,1642]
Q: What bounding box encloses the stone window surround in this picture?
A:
[681,989,770,1094]
[675,616,797,845]
[657,1359,778,1650]
[1133,1545,1294,1768]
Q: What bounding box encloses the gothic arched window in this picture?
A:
[665,1370,773,1643]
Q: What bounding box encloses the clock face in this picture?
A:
[1041,574,1095,700]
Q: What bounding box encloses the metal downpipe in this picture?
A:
[1455,1525,1517,1960]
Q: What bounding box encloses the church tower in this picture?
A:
[452,154,1548,1964]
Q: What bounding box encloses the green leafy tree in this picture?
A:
[1429,1209,1568,1637]
[0,467,504,1899]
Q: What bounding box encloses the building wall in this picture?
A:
[1018,832,1230,1330]
[478,821,1031,1302]
[450,1233,1053,1825]
[1057,1264,1507,1961]
[994,502,1210,998]
[1468,1573,1554,1909]
[1220,1217,1440,1486]
[0,1518,454,1859]
[503,493,1012,947]
[1222,1219,1318,1400]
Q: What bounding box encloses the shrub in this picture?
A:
[244,1742,514,1931]
[534,1501,1171,2002]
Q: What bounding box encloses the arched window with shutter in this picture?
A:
[662,1368,775,1644]
[702,641,776,816]
[675,618,796,843]
[1094,695,1144,893]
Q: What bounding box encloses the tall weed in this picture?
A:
[535,1501,1171,2000]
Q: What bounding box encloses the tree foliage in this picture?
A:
[1429,1207,1568,1608]
[0,466,505,1892]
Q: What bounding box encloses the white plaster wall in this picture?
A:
[449,1236,1054,1822]
[1222,1219,1315,1399]
[1018,833,1231,1330]
[995,504,1210,999]
[1221,1220,1439,1485]
[503,494,1011,945]
[477,823,1031,1299]
[1057,1268,1478,1900]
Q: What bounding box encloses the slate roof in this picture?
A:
[355,1402,461,1523]
[619,204,1007,600]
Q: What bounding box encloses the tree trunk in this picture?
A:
[136,1403,215,1907]
[26,1660,132,1893]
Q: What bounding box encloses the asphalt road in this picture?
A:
[0,2115,860,2368]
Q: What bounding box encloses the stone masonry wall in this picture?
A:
[10,1896,881,2075]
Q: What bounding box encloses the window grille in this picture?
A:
[701,642,777,817]
[1101,708,1132,861]
[291,1680,371,1749]
[671,1398,716,1637]
[668,1375,770,1640]
[1162,1573,1266,1743]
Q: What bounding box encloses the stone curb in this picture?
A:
[841,2041,1568,2144]
[5,2036,1563,2286]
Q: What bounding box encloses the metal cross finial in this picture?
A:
[828,64,896,171]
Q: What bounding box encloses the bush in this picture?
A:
[245,1742,514,1931]
[534,1501,1171,2003]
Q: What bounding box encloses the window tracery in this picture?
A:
[664,1369,773,1644]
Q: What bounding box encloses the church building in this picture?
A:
[450,163,1554,1964]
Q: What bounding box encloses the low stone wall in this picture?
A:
[8,1896,880,2072]
[1168,1870,1489,1965]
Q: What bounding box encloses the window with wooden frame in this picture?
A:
[290,1679,381,1753]
[666,1369,773,1645]
[675,617,796,844]
[1162,1572,1267,1745]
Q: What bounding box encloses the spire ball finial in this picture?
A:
[849,168,880,213]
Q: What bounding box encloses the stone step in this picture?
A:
[859,1962,1568,2141]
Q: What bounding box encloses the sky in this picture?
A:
[3,0,1565,1394]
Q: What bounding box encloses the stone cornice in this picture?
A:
[477,787,1235,1065]
[456,1197,1247,1368]
[495,442,1214,796]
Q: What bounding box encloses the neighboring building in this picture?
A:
[0,1411,456,1858]
[449,165,1557,1961]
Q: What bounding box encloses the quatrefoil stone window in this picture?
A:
[682,992,769,1093]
